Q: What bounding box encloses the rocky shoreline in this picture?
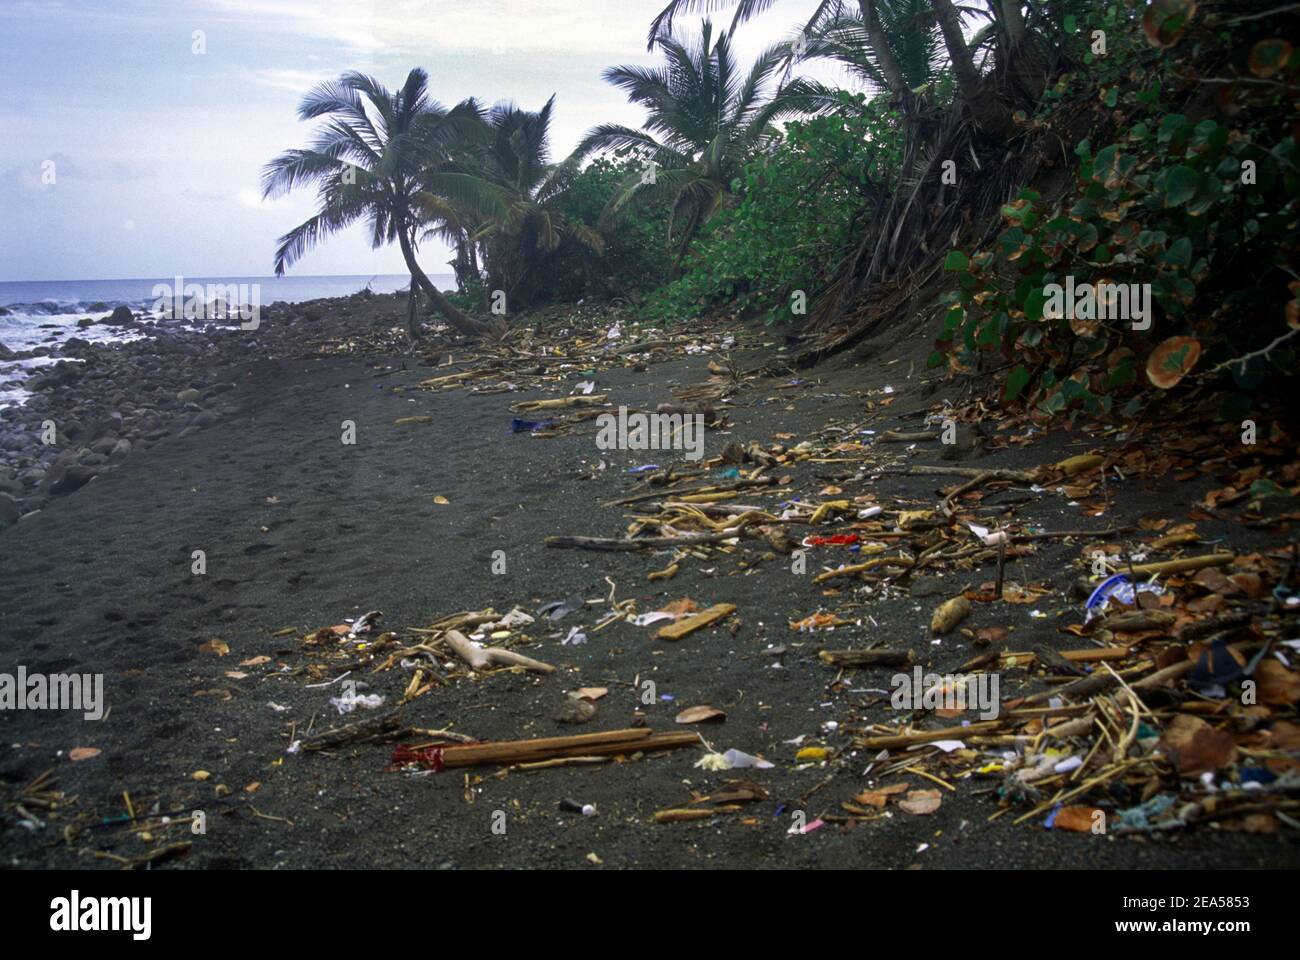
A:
[0,290,419,529]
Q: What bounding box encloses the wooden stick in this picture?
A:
[436,729,699,769]
[1125,553,1235,577]
[856,720,1004,750]
[885,465,1040,482]
[300,711,405,752]
[605,476,775,507]
[1013,525,1135,541]
[510,394,608,412]
[812,555,914,583]
[878,430,938,442]
[444,630,554,673]
[656,603,736,641]
[819,649,915,668]
[546,530,741,551]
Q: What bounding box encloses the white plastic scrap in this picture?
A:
[347,610,382,638]
[966,522,1008,546]
[329,691,385,715]
[562,626,587,646]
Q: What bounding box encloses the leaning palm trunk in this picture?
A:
[398,229,489,337]
[860,0,911,100]
[930,0,1017,141]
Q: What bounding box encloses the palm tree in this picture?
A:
[648,0,1024,140]
[261,69,495,337]
[573,20,799,272]
[473,98,605,307]
[777,0,945,116]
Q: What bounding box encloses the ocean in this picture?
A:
[0,274,450,407]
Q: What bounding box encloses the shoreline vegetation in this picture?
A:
[1,1,1299,872]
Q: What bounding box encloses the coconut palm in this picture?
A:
[261,68,499,337]
[573,20,800,271]
[779,0,944,113]
[474,98,605,307]
[648,1,1025,137]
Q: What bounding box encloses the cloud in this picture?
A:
[236,186,287,210]
[1,153,148,193]
[209,0,649,57]
[250,67,335,94]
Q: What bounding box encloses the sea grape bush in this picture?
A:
[934,4,1300,422]
[643,99,901,324]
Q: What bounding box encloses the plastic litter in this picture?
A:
[329,691,385,715]
[1084,574,1165,621]
[511,417,557,433]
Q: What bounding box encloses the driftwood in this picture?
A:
[878,430,938,442]
[1090,610,1177,633]
[657,603,736,641]
[444,629,554,673]
[885,465,1040,482]
[510,395,608,412]
[546,530,741,551]
[1013,525,1135,541]
[300,710,406,752]
[857,720,1004,750]
[611,338,674,355]
[605,476,776,507]
[430,728,700,769]
[1125,553,1235,577]
[819,649,915,668]
[812,555,914,583]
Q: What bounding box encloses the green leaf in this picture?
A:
[1250,479,1290,499]
[944,250,969,271]
[1004,364,1030,403]
[1162,165,1199,207]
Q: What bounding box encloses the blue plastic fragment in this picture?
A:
[510,418,556,434]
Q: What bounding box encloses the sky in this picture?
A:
[0,0,845,282]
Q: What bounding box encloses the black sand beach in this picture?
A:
[1,297,1294,869]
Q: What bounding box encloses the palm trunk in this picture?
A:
[397,228,488,337]
[930,0,1017,141]
[406,280,420,340]
[860,0,909,100]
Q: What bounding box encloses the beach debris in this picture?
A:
[819,649,914,669]
[347,610,383,638]
[300,711,406,753]
[444,629,554,674]
[553,696,597,725]
[655,603,736,641]
[538,596,584,620]
[674,705,726,724]
[930,596,971,635]
[330,690,385,714]
[390,728,699,771]
[899,789,943,815]
[653,779,768,823]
